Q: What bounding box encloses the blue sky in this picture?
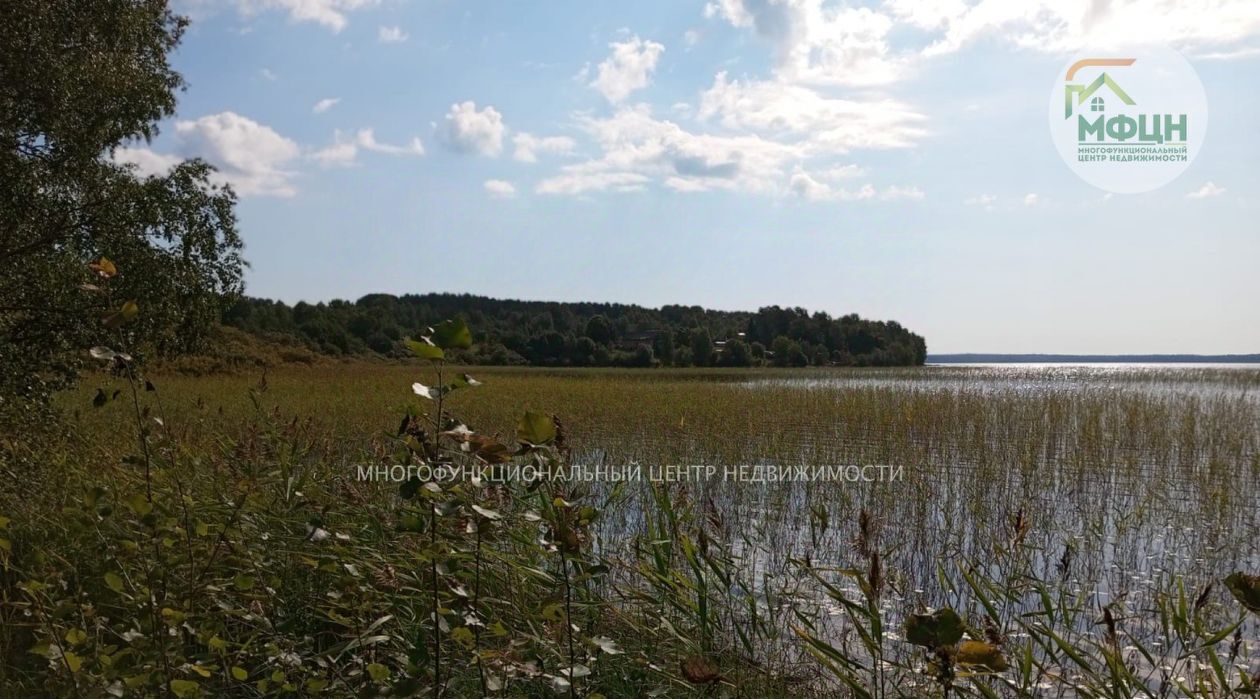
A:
[121,1,1260,353]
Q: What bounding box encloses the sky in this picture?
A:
[118,0,1260,354]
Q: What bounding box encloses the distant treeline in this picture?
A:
[223,293,927,367]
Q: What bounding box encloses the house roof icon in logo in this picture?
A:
[1063,58,1136,119]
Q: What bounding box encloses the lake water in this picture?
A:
[593,364,1260,688]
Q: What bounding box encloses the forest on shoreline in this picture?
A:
[223,293,928,368]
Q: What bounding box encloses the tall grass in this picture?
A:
[2,314,1259,695]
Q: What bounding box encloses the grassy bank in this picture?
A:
[2,361,1259,696]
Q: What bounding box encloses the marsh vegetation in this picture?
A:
[4,341,1258,696]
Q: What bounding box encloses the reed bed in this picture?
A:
[1,361,1257,696]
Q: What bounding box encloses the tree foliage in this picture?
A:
[224,294,928,368]
[0,0,244,406]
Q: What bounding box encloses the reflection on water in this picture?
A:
[745,363,1260,401]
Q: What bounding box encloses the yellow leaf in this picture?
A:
[91,258,118,278]
[451,627,474,649]
[956,639,1008,671]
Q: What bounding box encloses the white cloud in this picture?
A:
[310,141,358,166]
[232,0,380,33]
[116,113,427,196]
[789,167,921,202]
[356,128,424,156]
[512,133,576,163]
[883,0,969,32]
[1023,193,1040,206]
[683,29,701,48]
[537,99,921,199]
[706,0,1260,91]
[965,193,998,210]
[569,105,801,194]
[312,97,341,114]
[112,147,185,178]
[890,0,1260,57]
[174,112,301,197]
[589,35,665,103]
[311,128,425,166]
[788,168,836,200]
[536,170,651,196]
[705,0,904,86]
[259,68,278,81]
[444,101,506,157]
[882,185,925,200]
[535,105,818,197]
[1193,45,1260,60]
[1187,181,1226,199]
[483,179,516,198]
[378,25,408,43]
[114,113,302,196]
[698,72,927,151]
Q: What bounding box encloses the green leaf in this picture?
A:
[234,574,255,591]
[404,339,445,361]
[517,411,556,445]
[397,514,426,532]
[125,494,152,518]
[104,572,125,593]
[169,679,199,697]
[540,603,565,622]
[231,667,248,681]
[64,628,87,646]
[1224,572,1260,614]
[904,607,963,648]
[63,651,83,672]
[366,663,389,682]
[430,318,472,350]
